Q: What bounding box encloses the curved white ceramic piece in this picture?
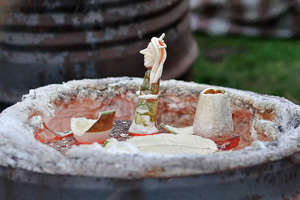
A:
[71,110,115,143]
[71,117,97,136]
[73,129,111,144]
[126,134,217,155]
[160,123,194,135]
[193,88,233,141]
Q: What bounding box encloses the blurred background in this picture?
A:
[0,0,299,112]
[190,0,300,104]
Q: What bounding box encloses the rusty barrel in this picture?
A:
[0,0,198,109]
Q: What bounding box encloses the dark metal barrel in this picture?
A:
[0,0,198,109]
[0,156,299,200]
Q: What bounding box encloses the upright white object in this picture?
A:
[129,33,167,135]
[193,88,233,141]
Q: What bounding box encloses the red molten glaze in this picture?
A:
[76,140,106,145]
[215,135,240,151]
[129,132,162,136]
[34,130,74,143]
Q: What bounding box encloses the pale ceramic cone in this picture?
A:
[193,88,233,141]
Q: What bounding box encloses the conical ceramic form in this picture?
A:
[193,88,233,141]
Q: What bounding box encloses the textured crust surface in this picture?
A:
[0,77,299,178]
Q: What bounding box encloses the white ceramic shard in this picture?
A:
[193,88,233,141]
[71,110,115,143]
[103,138,139,154]
[73,130,111,144]
[126,134,217,155]
[160,123,194,135]
[71,118,97,136]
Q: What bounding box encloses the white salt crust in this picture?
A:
[0,77,299,178]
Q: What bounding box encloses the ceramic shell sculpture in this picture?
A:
[193,88,234,141]
[129,33,167,135]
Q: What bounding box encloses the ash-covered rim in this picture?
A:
[0,77,299,179]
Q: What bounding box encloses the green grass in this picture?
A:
[193,34,300,104]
